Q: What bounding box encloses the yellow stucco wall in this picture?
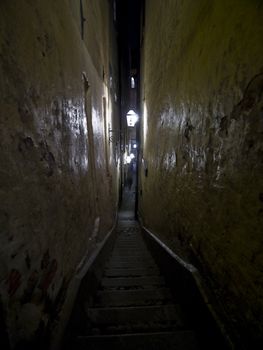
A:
[140,0,263,345]
[0,0,119,347]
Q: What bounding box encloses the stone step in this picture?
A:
[109,254,152,258]
[105,262,157,270]
[109,250,149,255]
[116,238,145,244]
[75,330,200,350]
[114,243,146,246]
[116,237,143,239]
[112,243,149,249]
[113,246,147,250]
[114,238,144,242]
[116,237,142,239]
[107,257,155,263]
[86,304,185,328]
[108,257,155,265]
[94,288,173,307]
[105,264,157,270]
[114,239,145,242]
[101,276,165,288]
[109,256,151,261]
[113,244,147,249]
[110,250,149,256]
[115,238,144,241]
[104,267,160,277]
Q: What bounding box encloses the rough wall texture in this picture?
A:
[140,0,263,346]
[0,0,119,348]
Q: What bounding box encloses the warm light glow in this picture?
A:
[131,77,135,89]
[143,101,148,147]
[126,110,139,127]
[123,152,134,164]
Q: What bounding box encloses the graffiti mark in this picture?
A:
[41,250,50,270]
[39,141,56,177]
[18,136,35,154]
[7,269,21,296]
[39,259,58,292]
[25,251,31,269]
[21,270,39,304]
[51,277,69,320]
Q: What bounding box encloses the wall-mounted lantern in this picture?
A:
[126,110,139,127]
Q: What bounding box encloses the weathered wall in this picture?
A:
[140,0,263,346]
[0,0,119,348]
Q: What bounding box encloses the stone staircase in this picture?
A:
[69,220,201,349]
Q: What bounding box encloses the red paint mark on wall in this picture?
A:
[21,270,39,304]
[41,250,50,270]
[7,269,21,296]
[39,259,57,291]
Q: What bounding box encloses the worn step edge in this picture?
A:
[88,323,187,336]
[86,304,185,327]
[101,276,165,287]
[104,268,160,277]
[94,288,173,307]
[108,259,155,265]
[109,256,154,261]
[106,262,157,268]
[108,256,154,261]
[105,265,157,270]
[75,330,200,350]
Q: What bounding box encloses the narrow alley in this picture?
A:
[0,1,263,350]
[65,186,225,349]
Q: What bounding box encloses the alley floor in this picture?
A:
[66,187,206,349]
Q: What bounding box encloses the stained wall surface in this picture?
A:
[139,0,263,346]
[0,0,119,348]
